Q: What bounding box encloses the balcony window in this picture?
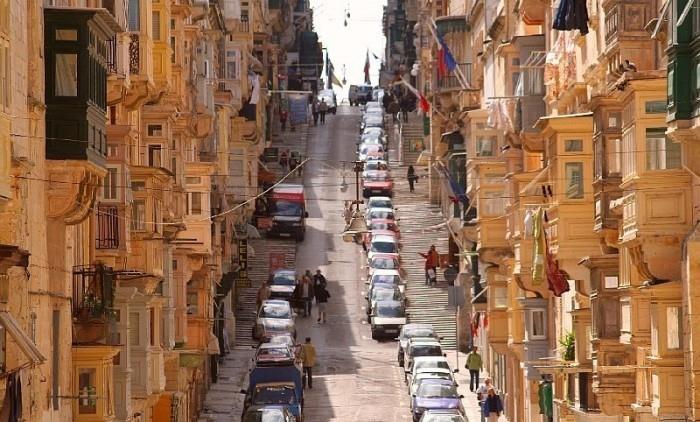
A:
[187,192,202,215]
[55,53,78,97]
[644,100,666,114]
[128,0,140,31]
[152,11,161,41]
[607,138,621,174]
[564,139,583,152]
[667,306,682,350]
[96,205,120,249]
[131,200,146,231]
[153,199,162,234]
[493,286,507,309]
[230,159,244,177]
[148,145,162,168]
[604,275,618,289]
[149,308,155,347]
[646,128,681,170]
[103,167,118,200]
[564,162,584,199]
[530,309,546,339]
[481,190,506,217]
[129,312,140,346]
[0,43,9,111]
[147,124,163,137]
[476,136,496,157]
[78,368,97,414]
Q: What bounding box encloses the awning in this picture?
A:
[0,311,45,364]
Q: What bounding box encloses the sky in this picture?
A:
[309,0,387,100]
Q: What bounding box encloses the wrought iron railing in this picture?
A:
[437,63,472,91]
[72,265,114,319]
[106,35,118,74]
[129,33,140,75]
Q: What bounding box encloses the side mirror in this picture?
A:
[453,369,460,373]
[411,394,416,398]
[304,211,309,218]
[459,394,465,399]
[240,389,247,394]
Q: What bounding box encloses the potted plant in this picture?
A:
[560,331,575,361]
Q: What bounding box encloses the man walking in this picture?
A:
[466,346,483,392]
[476,378,493,422]
[294,275,314,317]
[300,337,316,389]
[313,269,327,290]
[319,99,328,124]
[418,245,440,286]
[315,281,331,324]
[256,281,271,311]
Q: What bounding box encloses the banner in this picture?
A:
[236,239,250,287]
[288,94,308,125]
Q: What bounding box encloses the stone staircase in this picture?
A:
[398,115,425,165]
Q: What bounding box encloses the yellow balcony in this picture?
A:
[72,345,120,422]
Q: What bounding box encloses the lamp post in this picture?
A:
[341,160,367,243]
[353,160,364,211]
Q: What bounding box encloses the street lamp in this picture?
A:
[341,160,367,243]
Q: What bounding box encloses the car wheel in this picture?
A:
[371,329,377,340]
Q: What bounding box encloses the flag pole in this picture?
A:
[427,19,472,90]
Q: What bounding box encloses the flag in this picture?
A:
[398,79,430,113]
[331,72,343,87]
[372,52,380,60]
[438,35,458,74]
[364,50,370,84]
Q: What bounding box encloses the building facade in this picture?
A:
[391,0,695,421]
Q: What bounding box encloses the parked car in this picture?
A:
[362,171,394,198]
[317,89,337,114]
[365,207,396,225]
[360,114,384,133]
[362,160,389,175]
[254,342,296,367]
[407,356,452,384]
[398,324,439,367]
[410,379,464,422]
[367,196,393,210]
[367,218,400,236]
[370,299,407,340]
[240,366,304,420]
[268,269,297,300]
[405,338,445,373]
[367,235,400,260]
[242,405,296,422]
[419,409,466,422]
[358,144,386,161]
[367,253,402,279]
[365,285,404,321]
[408,369,457,396]
[253,300,296,340]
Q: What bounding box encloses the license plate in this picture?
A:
[279,233,291,237]
[372,190,381,193]
[384,328,398,333]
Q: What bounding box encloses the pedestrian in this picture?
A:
[312,98,319,126]
[313,269,327,291]
[476,378,493,422]
[482,387,504,422]
[300,337,316,389]
[407,165,417,192]
[279,149,289,171]
[315,282,331,324]
[388,99,400,123]
[296,157,303,177]
[399,94,413,122]
[279,108,288,131]
[293,275,314,317]
[466,346,483,392]
[289,157,298,175]
[343,201,353,225]
[319,99,328,124]
[538,375,553,422]
[418,244,440,286]
[256,281,271,311]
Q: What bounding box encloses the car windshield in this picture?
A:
[369,210,394,220]
[405,328,437,339]
[417,384,458,398]
[242,409,287,422]
[271,273,296,286]
[372,274,400,284]
[372,288,400,301]
[253,386,297,405]
[366,174,390,182]
[415,361,450,372]
[257,347,293,360]
[411,345,442,357]
[262,319,292,331]
[370,257,399,269]
[369,200,392,208]
[376,302,405,317]
[371,242,397,254]
[271,200,303,217]
[260,303,292,318]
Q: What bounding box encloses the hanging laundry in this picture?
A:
[552,0,589,35]
[523,209,534,239]
[0,371,22,422]
[531,207,546,286]
[545,241,571,296]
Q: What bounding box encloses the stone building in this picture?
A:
[395,0,692,421]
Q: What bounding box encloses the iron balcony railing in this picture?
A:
[437,63,472,91]
[72,264,114,319]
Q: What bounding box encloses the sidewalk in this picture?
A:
[445,352,490,422]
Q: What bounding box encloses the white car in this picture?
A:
[253,300,296,340]
[370,299,406,340]
[397,324,439,367]
[367,196,393,210]
[365,207,396,225]
[367,235,399,260]
[405,338,444,372]
[362,160,389,177]
[407,356,452,384]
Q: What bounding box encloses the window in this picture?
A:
[476,136,496,157]
[604,275,618,289]
[230,159,244,176]
[149,308,155,346]
[188,192,202,215]
[103,167,118,200]
[55,29,78,41]
[621,301,631,332]
[78,368,97,414]
[148,145,162,168]
[607,138,621,174]
[0,321,5,372]
[187,292,198,315]
[0,44,9,110]
[55,53,78,96]
[129,312,140,346]
[170,36,176,63]
[646,128,681,170]
[493,286,507,309]
[645,100,666,114]
[172,259,178,271]
[481,190,505,217]
[607,112,621,129]
[667,306,682,350]
[131,181,145,191]
[564,162,584,199]
[153,199,162,234]
[531,309,546,339]
[131,200,146,231]
[152,11,161,41]
[128,0,140,31]
[147,124,163,137]
[564,139,583,152]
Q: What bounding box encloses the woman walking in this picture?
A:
[482,387,504,422]
[315,282,331,324]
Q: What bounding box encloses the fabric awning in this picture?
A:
[0,311,45,364]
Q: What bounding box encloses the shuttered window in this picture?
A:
[152,11,161,41]
[128,0,140,31]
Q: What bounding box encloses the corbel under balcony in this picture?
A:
[47,161,106,225]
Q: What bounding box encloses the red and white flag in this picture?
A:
[363,50,370,84]
[399,78,430,113]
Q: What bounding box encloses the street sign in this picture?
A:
[236,239,250,288]
[447,286,465,308]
